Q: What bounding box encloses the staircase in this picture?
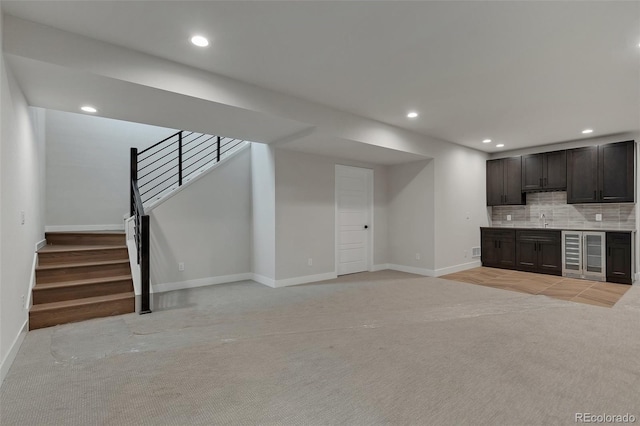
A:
[29,232,135,330]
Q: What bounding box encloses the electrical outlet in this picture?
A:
[178,262,185,271]
[595,213,602,222]
[463,250,468,258]
[506,214,512,221]
[415,253,421,260]
[307,258,313,266]
[20,294,25,309]
[20,211,25,225]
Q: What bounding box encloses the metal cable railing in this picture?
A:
[130,170,151,315]
[129,131,248,315]
[132,131,247,207]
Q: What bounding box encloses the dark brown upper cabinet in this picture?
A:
[487,157,524,206]
[567,141,635,204]
[521,150,566,192]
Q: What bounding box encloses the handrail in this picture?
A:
[138,130,182,156]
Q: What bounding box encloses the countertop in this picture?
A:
[481,226,635,233]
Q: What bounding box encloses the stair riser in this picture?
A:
[29,297,135,330]
[38,248,129,265]
[45,233,126,246]
[33,280,133,304]
[37,263,131,284]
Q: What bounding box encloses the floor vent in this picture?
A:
[471,247,481,258]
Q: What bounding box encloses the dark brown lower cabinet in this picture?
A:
[481,229,516,269]
[606,232,632,284]
[515,230,562,276]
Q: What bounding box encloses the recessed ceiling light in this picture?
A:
[190,35,209,47]
[407,111,418,118]
[496,144,505,148]
[482,139,492,143]
[80,105,97,113]
[581,129,594,134]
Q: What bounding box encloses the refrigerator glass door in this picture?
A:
[583,232,606,281]
[563,232,581,273]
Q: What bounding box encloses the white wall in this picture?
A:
[274,149,388,281]
[149,147,252,291]
[432,146,489,273]
[388,160,435,272]
[44,110,176,229]
[251,143,276,283]
[0,11,46,383]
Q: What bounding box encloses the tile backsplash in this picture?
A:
[490,192,636,230]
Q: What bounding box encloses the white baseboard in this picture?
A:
[634,272,640,283]
[273,271,337,288]
[0,320,28,386]
[434,260,482,277]
[36,239,47,250]
[152,273,253,294]
[45,224,124,232]
[388,264,435,277]
[252,274,276,288]
[371,263,390,272]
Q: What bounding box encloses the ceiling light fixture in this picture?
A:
[582,129,594,134]
[190,35,209,47]
[496,144,505,148]
[482,139,492,143]
[407,111,419,118]
[80,105,97,113]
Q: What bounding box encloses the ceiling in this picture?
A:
[2,1,639,152]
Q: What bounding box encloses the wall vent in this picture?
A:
[471,247,481,258]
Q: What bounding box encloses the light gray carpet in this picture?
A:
[1,270,639,425]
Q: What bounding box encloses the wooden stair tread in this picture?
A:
[34,275,133,289]
[36,259,130,271]
[38,244,127,253]
[30,292,134,312]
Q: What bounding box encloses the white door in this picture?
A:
[335,165,372,275]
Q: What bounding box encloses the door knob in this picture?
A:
[364,225,369,229]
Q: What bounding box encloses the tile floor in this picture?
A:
[441,267,631,307]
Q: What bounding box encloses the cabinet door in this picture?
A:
[481,234,499,267]
[486,159,504,206]
[538,238,562,275]
[503,157,524,205]
[567,146,598,204]
[498,236,516,269]
[606,232,632,284]
[521,154,543,191]
[543,150,567,190]
[599,141,635,203]
[515,232,538,272]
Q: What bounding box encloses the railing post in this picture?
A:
[178,131,183,187]
[140,215,152,314]
[217,136,221,162]
[130,147,138,217]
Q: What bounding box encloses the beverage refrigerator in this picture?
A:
[561,231,606,281]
